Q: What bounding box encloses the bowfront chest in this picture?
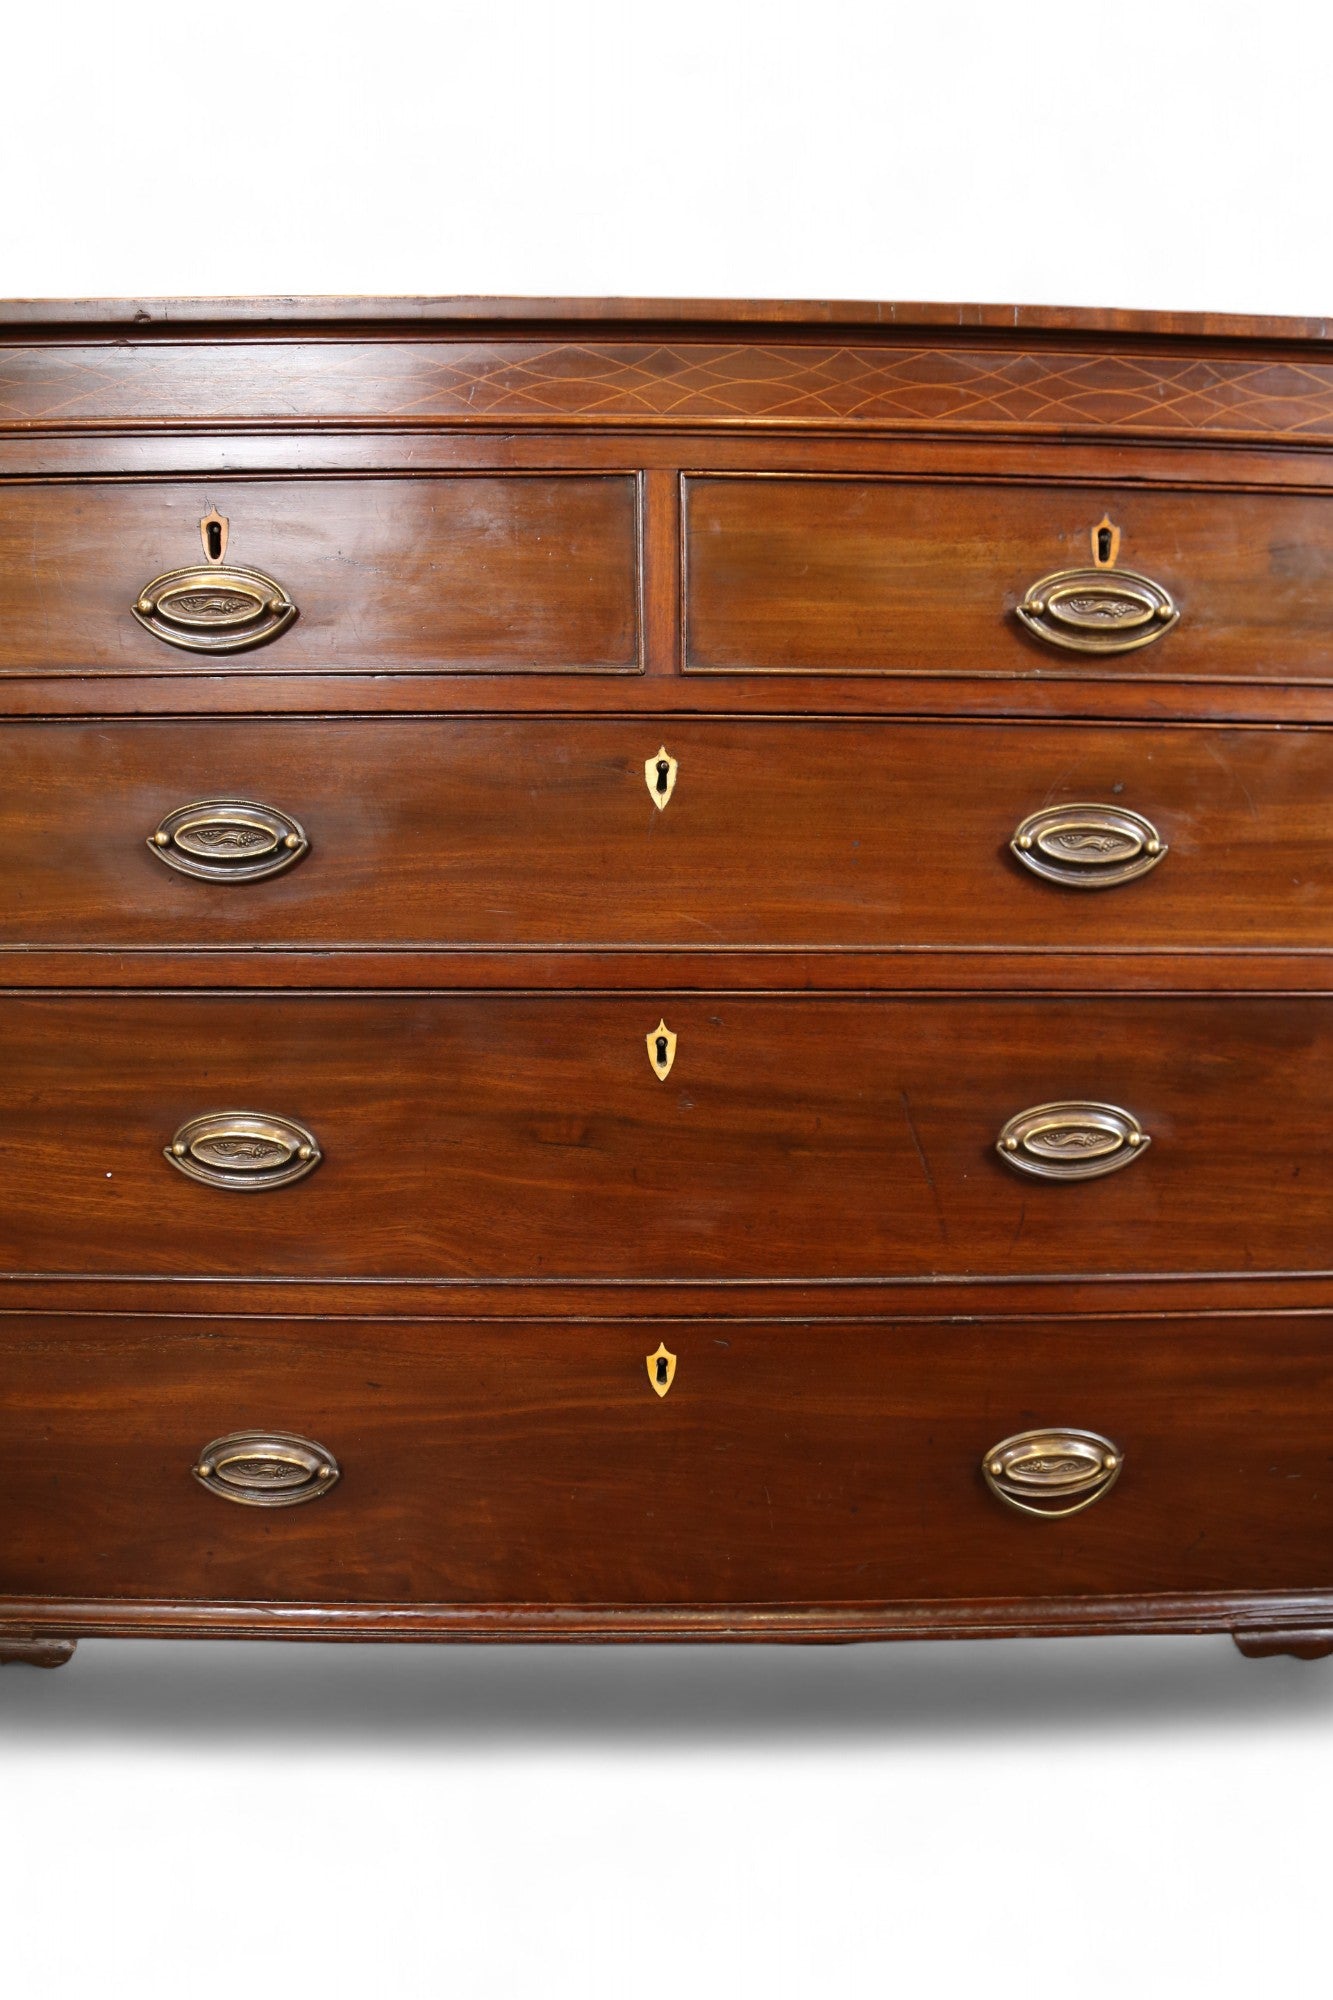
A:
[4,294,1333,1669]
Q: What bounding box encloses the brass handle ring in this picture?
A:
[133,565,297,654]
[1017,567,1177,654]
[148,799,309,882]
[983,1429,1123,1518]
[1011,803,1166,889]
[193,1431,339,1507]
[166,1111,322,1190]
[997,1101,1150,1181]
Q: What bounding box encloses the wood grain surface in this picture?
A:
[2,717,1332,958]
[4,298,1333,1650]
[0,993,1328,1283]
[685,477,1333,680]
[2,1311,1331,1607]
[0,476,640,675]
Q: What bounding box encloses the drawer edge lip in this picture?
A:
[4,1590,1331,1645]
[4,1274,1333,1322]
[2,950,1333,995]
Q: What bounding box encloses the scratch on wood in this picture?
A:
[900,1089,947,1241]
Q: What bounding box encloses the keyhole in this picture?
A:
[206,519,224,561]
[655,1357,670,1386]
[655,760,670,795]
[655,1034,669,1067]
[1096,525,1113,565]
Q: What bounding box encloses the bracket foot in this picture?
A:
[0,1634,76,1669]
[1232,1627,1333,1662]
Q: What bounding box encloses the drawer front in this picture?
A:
[684,476,1333,682]
[2,993,1333,1282]
[0,477,640,674]
[2,1313,1330,1606]
[5,718,1333,953]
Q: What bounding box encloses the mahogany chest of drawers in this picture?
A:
[5,294,1333,1669]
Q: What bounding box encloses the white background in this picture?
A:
[2,3,1331,1994]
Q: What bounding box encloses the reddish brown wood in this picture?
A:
[1232,1628,1333,1660]
[3,331,1333,444]
[2,297,1330,339]
[3,298,1333,1658]
[2,1312,1332,1609]
[0,1633,75,1666]
[0,476,640,676]
[684,476,1333,683]
[3,1595,1329,1647]
[0,993,1330,1285]
[6,717,1333,961]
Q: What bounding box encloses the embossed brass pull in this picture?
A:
[983,1429,1122,1518]
[166,1112,322,1190]
[193,1431,339,1507]
[997,1101,1149,1181]
[148,799,309,882]
[133,510,297,654]
[1017,519,1177,655]
[1011,803,1166,889]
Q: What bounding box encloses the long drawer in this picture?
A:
[684,476,1333,682]
[3,993,1333,1282]
[5,718,1333,952]
[2,1313,1330,1607]
[0,477,641,675]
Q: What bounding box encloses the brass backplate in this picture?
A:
[1017,566,1177,654]
[982,1428,1122,1518]
[166,1111,322,1191]
[193,1430,340,1507]
[148,798,309,882]
[134,562,297,654]
[1011,802,1166,889]
[997,1100,1150,1181]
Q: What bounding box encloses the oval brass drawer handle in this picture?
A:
[193,1430,340,1507]
[166,1111,322,1190]
[983,1429,1122,1518]
[1011,803,1166,889]
[997,1101,1149,1181]
[148,799,309,882]
[1017,567,1177,654]
[133,566,297,654]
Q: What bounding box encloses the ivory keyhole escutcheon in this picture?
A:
[200,508,229,564]
[647,1019,677,1080]
[645,746,678,809]
[647,1343,677,1397]
[1092,514,1121,568]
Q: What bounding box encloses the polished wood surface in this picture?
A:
[3,296,1330,336]
[3,321,1332,442]
[7,717,1333,959]
[0,477,640,675]
[2,1312,1331,1607]
[4,297,1333,1657]
[0,993,1329,1283]
[685,477,1333,681]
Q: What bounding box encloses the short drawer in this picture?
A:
[685,476,1333,682]
[0,476,640,675]
[1,1313,1330,1608]
[5,717,1333,955]
[3,993,1333,1283]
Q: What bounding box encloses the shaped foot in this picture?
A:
[1232,1627,1333,1661]
[0,1634,76,1669]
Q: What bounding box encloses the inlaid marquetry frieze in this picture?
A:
[4,340,1333,438]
